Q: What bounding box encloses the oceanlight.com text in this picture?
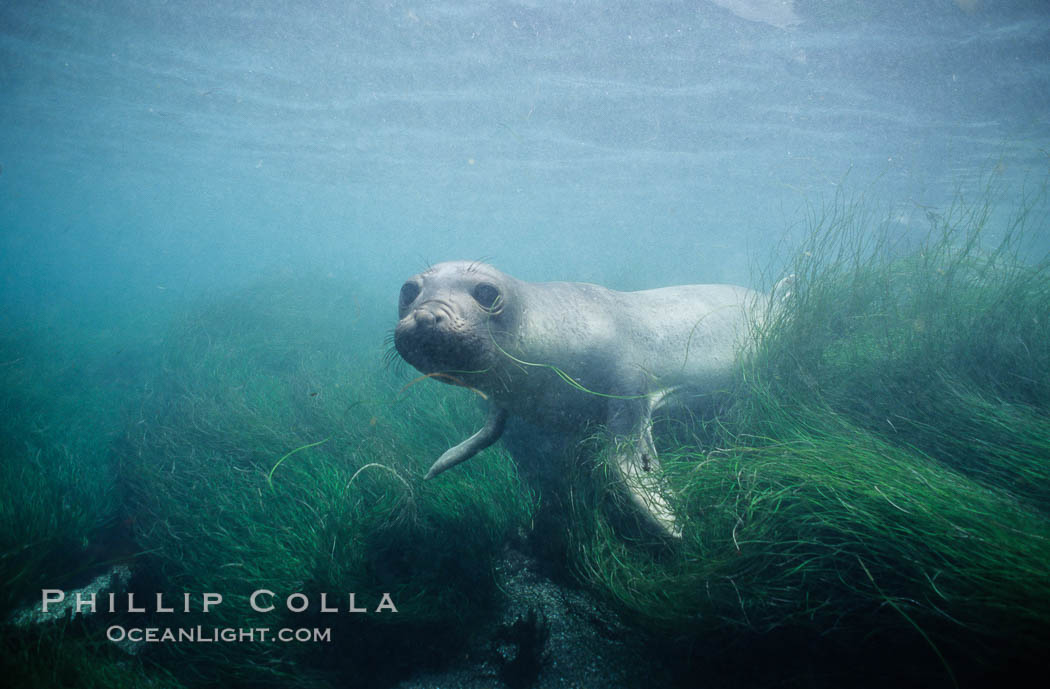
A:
[107,625,332,643]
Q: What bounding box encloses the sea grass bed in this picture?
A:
[3,182,1048,688]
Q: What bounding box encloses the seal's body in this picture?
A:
[394,260,761,537]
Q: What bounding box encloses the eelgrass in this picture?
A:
[0,320,132,619]
[116,279,535,686]
[568,181,1050,680]
[0,315,166,687]
[0,618,185,689]
[750,184,1050,506]
[7,182,1048,686]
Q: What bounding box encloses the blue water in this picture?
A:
[2,4,1049,686]
[1,0,1048,327]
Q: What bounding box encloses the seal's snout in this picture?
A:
[394,301,471,374]
[396,302,449,338]
[393,263,504,380]
[410,306,443,328]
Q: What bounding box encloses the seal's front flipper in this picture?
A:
[608,399,682,539]
[424,406,508,480]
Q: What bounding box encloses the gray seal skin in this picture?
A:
[394,260,762,538]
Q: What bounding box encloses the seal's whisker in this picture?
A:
[382,345,405,372]
[467,256,494,274]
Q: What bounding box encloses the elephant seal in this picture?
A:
[394,260,762,537]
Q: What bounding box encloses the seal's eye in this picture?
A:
[472,283,501,310]
[399,281,420,307]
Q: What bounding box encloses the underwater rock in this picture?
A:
[7,564,147,656]
[394,546,672,689]
[8,564,132,628]
[493,608,550,689]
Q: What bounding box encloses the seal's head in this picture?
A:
[394,261,514,376]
